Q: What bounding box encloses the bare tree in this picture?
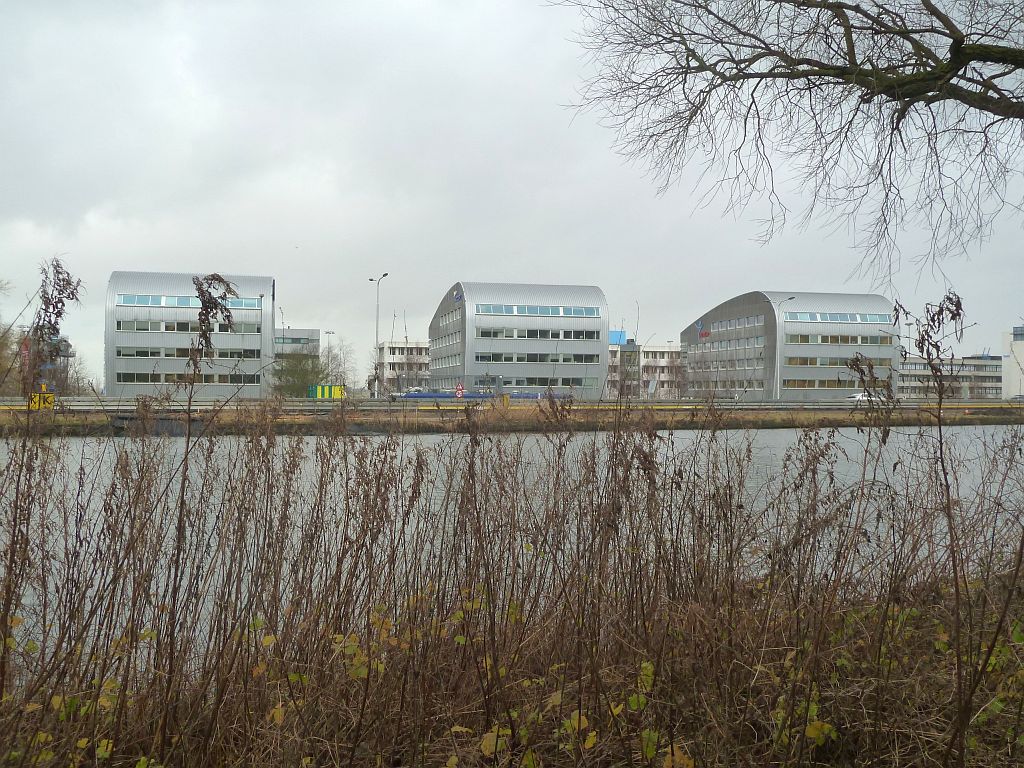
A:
[321,334,355,387]
[570,1,1024,273]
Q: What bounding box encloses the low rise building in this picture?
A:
[680,291,898,401]
[104,271,275,399]
[429,282,609,400]
[607,338,684,399]
[271,328,323,397]
[274,328,320,359]
[897,353,1002,400]
[376,341,430,393]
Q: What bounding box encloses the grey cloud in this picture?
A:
[0,1,1016,380]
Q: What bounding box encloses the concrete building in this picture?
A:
[897,353,1003,400]
[375,341,430,394]
[1004,326,1024,399]
[607,335,640,399]
[607,339,684,400]
[428,282,609,399]
[681,291,897,401]
[105,271,275,399]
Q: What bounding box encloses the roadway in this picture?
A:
[0,396,1019,415]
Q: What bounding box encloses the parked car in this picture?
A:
[1009,394,1024,402]
[845,391,874,402]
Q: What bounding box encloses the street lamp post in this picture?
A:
[765,296,797,401]
[640,332,657,400]
[368,273,389,398]
[324,329,335,382]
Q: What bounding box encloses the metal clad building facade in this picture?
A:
[274,328,320,358]
[105,271,275,399]
[681,291,897,401]
[429,282,609,400]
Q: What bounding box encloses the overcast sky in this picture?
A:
[1,0,1019,382]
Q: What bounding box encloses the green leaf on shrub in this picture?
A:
[96,739,113,759]
[628,693,647,711]
[1012,621,1024,644]
[805,720,836,746]
[638,661,655,693]
[640,729,659,760]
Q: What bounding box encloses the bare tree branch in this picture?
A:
[569,0,1024,274]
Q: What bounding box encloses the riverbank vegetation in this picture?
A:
[1,410,1023,766]
[2,397,1023,438]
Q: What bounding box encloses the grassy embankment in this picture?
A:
[1,407,1023,766]
[2,398,1023,437]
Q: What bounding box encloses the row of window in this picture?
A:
[385,347,429,357]
[116,347,261,359]
[709,315,765,332]
[474,353,601,364]
[900,373,1002,385]
[786,334,894,345]
[899,385,1004,397]
[785,357,891,368]
[430,331,463,349]
[784,311,893,324]
[433,354,462,369]
[475,304,601,317]
[115,373,262,384]
[783,379,867,389]
[692,337,766,353]
[439,308,463,327]
[274,336,316,345]
[477,328,601,341]
[116,294,263,309]
[690,358,765,371]
[692,380,766,391]
[1014,327,1024,342]
[116,320,262,334]
[899,361,1001,373]
[474,376,599,388]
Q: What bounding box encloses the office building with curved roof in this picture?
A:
[680,291,898,401]
[104,271,275,399]
[429,282,609,400]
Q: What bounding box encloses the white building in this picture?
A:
[897,353,1002,400]
[375,341,430,393]
[607,339,684,399]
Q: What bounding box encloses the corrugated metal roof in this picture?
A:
[108,271,274,297]
[458,282,607,309]
[761,291,892,314]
